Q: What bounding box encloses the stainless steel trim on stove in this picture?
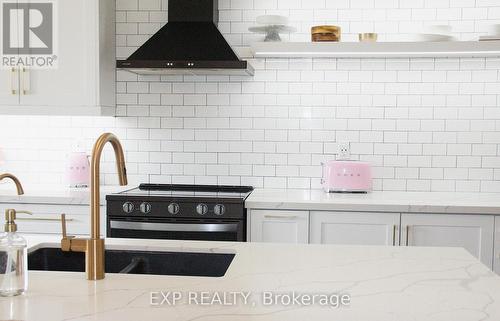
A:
[109,220,238,233]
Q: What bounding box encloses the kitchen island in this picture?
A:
[1,236,499,321]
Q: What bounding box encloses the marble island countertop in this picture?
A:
[246,189,500,214]
[0,235,499,321]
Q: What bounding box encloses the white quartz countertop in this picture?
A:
[0,185,133,205]
[246,189,500,214]
[3,184,500,216]
[0,235,499,320]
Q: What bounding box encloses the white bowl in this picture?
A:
[424,25,452,35]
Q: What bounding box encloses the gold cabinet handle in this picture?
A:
[392,225,397,246]
[264,215,298,219]
[17,213,74,222]
[10,67,18,95]
[405,225,411,246]
[21,67,30,95]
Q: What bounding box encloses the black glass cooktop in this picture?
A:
[116,184,254,199]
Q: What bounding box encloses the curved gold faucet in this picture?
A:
[90,133,128,240]
[0,173,24,195]
[61,133,128,280]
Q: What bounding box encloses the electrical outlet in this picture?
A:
[337,142,351,160]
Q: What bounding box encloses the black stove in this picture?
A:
[106,184,253,242]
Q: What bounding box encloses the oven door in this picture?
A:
[107,217,245,242]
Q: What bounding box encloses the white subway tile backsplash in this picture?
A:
[2,1,500,190]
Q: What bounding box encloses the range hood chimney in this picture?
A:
[117,0,254,76]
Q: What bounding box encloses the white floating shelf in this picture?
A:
[251,41,500,58]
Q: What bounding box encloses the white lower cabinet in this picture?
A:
[401,213,494,268]
[249,208,497,271]
[249,210,309,243]
[310,211,400,246]
[494,217,500,275]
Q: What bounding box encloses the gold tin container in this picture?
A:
[359,33,378,42]
[311,25,341,42]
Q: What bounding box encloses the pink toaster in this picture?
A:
[321,160,372,193]
[67,152,90,188]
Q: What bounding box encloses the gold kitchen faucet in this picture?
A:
[61,133,128,280]
[0,173,24,195]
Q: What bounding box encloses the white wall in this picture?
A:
[1,0,500,192]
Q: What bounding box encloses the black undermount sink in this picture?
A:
[28,247,235,277]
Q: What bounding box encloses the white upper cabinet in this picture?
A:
[310,211,400,246]
[249,210,309,244]
[401,213,494,268]
[0,0,115,116]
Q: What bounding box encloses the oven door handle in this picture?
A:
[109,220,239,233]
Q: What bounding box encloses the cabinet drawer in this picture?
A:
[249,210,309,244]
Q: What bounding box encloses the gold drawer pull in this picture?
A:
[17,217,74,222]
[264,215,298,219]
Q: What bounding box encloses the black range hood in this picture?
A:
[117,0,254,76]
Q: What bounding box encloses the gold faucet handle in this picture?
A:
[61,213,68,237]
[61,214,75,251]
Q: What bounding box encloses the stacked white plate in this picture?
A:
[478,24,500,41]
[409,25,457,42]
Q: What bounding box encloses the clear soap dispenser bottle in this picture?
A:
[0,209,30,297]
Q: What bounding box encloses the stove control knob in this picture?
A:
[213,204,225,216]
[122,202,134,214]
[168,203,180,215]
[140,202,152,214]
[196,203,208,215]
